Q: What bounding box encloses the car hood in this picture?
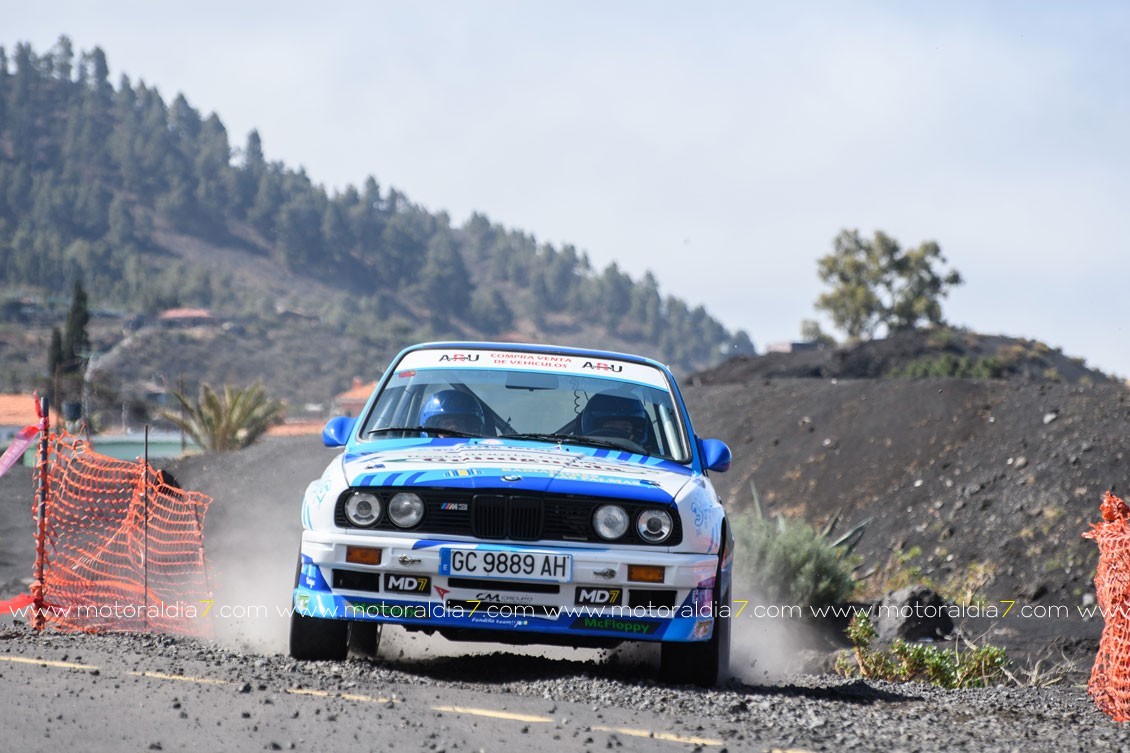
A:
[340,438,694,504]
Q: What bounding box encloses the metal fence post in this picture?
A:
[32,396,50,631]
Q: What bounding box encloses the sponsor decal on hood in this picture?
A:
[342,439,691,502]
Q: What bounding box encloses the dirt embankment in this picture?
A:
[684,376,1130,605]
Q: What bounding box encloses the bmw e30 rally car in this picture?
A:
[291,342,733,685]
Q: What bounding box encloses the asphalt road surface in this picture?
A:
[1,621,1128,753]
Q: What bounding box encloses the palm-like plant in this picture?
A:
[162,382,285,452]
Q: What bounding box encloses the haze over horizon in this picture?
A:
[7,2,1129,377]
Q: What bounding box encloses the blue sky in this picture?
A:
[7,2,1129,377]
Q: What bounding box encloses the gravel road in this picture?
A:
[1,622,1126,753]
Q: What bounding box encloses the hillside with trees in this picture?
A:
[0,37,753,419]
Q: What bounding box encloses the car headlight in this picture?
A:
[344,492,381,527]
[636,509,673,543]
[388,492,425,528]
[593,504,630,540]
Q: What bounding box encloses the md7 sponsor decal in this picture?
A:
[384,574,431,594]
[575,587,623,606]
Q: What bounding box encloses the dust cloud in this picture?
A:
[727,574,830,682]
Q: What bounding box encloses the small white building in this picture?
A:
[765,341,823,354]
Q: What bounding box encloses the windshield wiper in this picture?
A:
[499,432,647,454]
[366,426,481,439]
[499,432,576,444]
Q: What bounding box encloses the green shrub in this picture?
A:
[731,511,858,609]
[924,326,956,349]
[887,354,1004,379]
[836,613,1009,688]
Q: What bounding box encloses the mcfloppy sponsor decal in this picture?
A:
[569,616,661,635]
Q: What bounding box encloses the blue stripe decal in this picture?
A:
[411,539,449,550]
[545,477,673,503]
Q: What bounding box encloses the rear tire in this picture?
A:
[659,579,731,686]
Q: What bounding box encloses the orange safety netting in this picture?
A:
[1085,491,1130,721]
[30,431,213,637]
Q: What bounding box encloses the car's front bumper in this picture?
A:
[293,530,721,643]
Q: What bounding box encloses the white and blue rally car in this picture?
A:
[291,341,733,685]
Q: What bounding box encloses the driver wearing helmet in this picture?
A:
[420,389,486,436]
[580,393,651,447]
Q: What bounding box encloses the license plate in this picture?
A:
[440,548,572,582]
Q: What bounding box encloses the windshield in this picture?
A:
[359,347,691,463]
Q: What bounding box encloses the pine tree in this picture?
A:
[47,327,64,390]
[46,280,90,405]
[61,279,91,367]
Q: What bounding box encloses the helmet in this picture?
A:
[580,393,650,444]
[420,389,485,434]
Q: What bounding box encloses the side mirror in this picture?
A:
[322,416,356,448]
[698,438,731,473]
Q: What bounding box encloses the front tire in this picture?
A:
[290,612,348,660]
[290,553,349,660]
[347,620,382,660]
[659,579,731,686]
